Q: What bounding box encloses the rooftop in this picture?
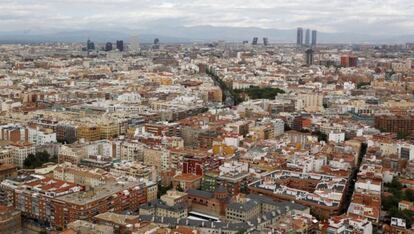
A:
[55,181,144,205]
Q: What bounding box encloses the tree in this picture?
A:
[313,130,328,142]
[356,82,371,89]
[383,178,414,228]
[23,151,53,169]
[157,182,172,198]
[234,86,285,100]
[176,184,184,192]
[386,178,403,191]
[405,190,414,202]
[397,132,408,140]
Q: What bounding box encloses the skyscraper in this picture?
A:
[311,30,317,46]
[252,37,258,45]
[116,40,124,52]
[129,35,140,52]
[305,29,310,46]
[305,48,314,65]
[153,38,160,49]
[105,42,112,51]
[263,37,269,46]
[297,27,303,45]
[86,39,95,51]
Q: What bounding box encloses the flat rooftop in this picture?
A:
[249,170,347,207]
[55,181,144,205]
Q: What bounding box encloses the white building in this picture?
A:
[397,143,414,161]
[355,179,382,195]
[329,132,345,143]
[219,161,249,176]
[328,216,373,234]
[272,119,285,137]
[28,127,57,145]
[85,140,114,158]
[297,93,324,111]
[129,35,140,52]
[120,141,144,161]
[11,144,36,168]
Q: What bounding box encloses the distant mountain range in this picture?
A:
[0,26,413,44]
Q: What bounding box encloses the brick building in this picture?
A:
[11,176,81,226]
[187,186,230,218]
[52,181,147,229]
[0,163,17,181]
[0,205,21,234]
[375,115,414,136]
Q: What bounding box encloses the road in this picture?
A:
[206,66,239,107]
[340,143,368,214]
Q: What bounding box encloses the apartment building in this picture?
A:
[77,125,101,141]
[249,170,348,219]
[0,205,21,234]
[0,148,13,164]
[10,176,81,225]
[52,181,147,229]
[226,198,261,223]
[10,142,36,168]
[53,163,115,188]
[139,199,187,219]
[0,163,17,181]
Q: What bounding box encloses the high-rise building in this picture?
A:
[105,42,113,51]
[263,37,269,46]
[252,37,258,45]
[311,30,317,46]
[305,29,310,46]
[305,48,314,65]
[86,39,95,51]
[297,28,303,45]
[153,38,160,49]
[116,40,124,52]
[129,35,140,52]
[341,55,358,67]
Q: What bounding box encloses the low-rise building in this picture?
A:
[139,199,187,219]
[249,170,348,219]
[173,173,203,191]
[327,215,373,234]
[53,163,115,188]
[160,190,188,207]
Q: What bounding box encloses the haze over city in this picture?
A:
[1,0,414,43]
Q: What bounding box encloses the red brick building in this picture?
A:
[173,173,203,191]
[0,163,17,181]
[187,187,230,217]
[52,181,147,229]
[11,176,82,226]
[375,115,414,136]
[341,55,358,67]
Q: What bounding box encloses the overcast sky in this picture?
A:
[1,0,413,35]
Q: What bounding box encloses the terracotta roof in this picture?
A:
[173,173,202,182]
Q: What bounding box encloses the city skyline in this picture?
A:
[0,0,413,37]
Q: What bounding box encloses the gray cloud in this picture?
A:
[0,0,413,35]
